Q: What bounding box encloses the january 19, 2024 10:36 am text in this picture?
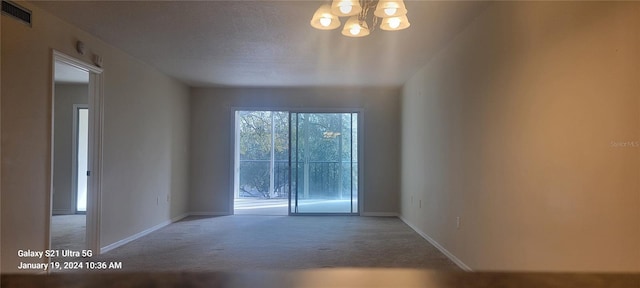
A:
[16,249,122,271]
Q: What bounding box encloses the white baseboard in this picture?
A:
[399,215,472,271]
[361,212,399,217]
[100,213,189,254]
[171,213,190,222]
[52,209,73,215]
[188,212,230,216]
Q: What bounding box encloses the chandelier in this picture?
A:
[310,0,410,37]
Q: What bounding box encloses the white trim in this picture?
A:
[361,212,398,217]
[70,104,80,213]
[357,110,364,215]
[188,212,230,216]
[50,50,104,259]
[86,63,105,254]
[53,51,103,74]
[100,214,189,253]
[52,209,72,215]
[233,111,241,201]
[229,108,236,215]
[399,215,473,271]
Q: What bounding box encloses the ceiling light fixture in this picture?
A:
[310,0,410,37]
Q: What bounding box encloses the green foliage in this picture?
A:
[239,111,289,198]
[238,111,357,199]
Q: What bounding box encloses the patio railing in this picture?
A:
[238,160,357,199]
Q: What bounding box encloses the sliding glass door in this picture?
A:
[289,112,359,214]
[234,111,289,215]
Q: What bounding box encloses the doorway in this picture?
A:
[50,51,103,255]
[232,110,360,215]
[289,112,359,215]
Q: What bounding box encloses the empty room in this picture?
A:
[1,0,638,287]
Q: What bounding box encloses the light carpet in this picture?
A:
[51,214,86,251]
[87,216,460,272]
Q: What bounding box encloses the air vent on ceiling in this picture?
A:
[2,0,31,26]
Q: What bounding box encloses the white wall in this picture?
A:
[52,84,88,214]
[1,2,190,273]
[400,2,640,272]
[190,87,400,215]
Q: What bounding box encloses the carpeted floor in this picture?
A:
[87,216,460,272]
[51,215,86,251]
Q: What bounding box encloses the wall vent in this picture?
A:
[2,0,31,26]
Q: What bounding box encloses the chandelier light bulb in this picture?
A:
[320,17,332,27]
[339,5,352,14]
[380,15,410,31]
[342,16,369,37]
[350,25,361,35]
[310,4,340,30]
[331,0,361,16]
[388,17,401,29]
[374,0,407,18]
[384,7,397,16]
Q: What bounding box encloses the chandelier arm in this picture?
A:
[372,15,379,33]
[357,0,379,32]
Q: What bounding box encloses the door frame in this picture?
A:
[229,107,364,216]
[49,50,104,255]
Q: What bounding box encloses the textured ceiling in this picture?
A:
[34,1,488,87]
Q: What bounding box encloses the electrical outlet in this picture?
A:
[456,217,460,229]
